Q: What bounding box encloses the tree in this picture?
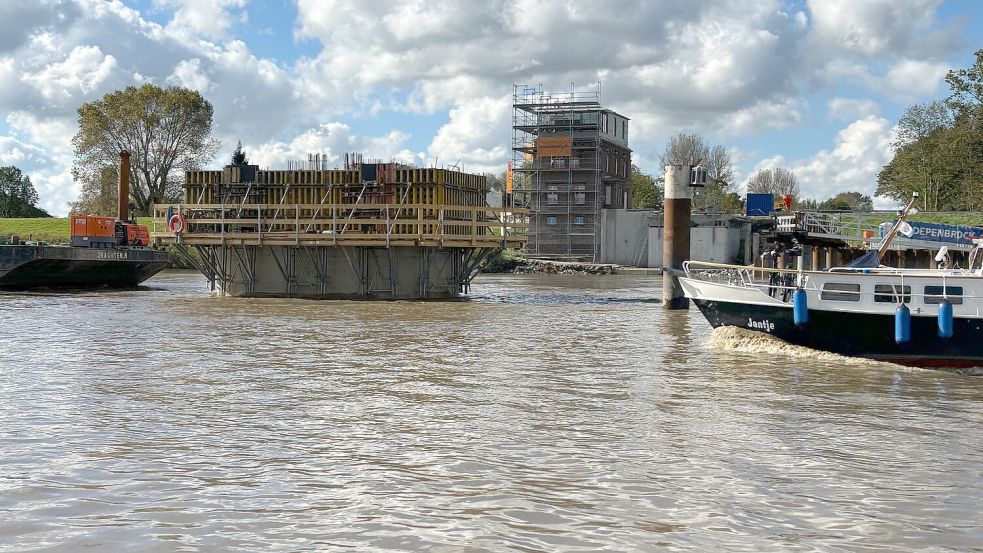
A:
[659,132,709,167]
[819,191,873,211]
[629,165,662,209]
[72,84,219,216]
[699,144,737,212]
[0,166,48,217]
[69,165,119,216]
[945,48,983,116]
[877,51,983,211]
[893,101,953,149]
[231,140,248,166]
[659,133,737,212]
[746,167,799,197]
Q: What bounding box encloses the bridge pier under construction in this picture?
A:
[154,159,526,299]
[181,244,492,299]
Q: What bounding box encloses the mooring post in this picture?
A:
[662,165,691,310]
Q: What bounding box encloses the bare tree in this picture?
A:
[659,133,709,167]
[746,168,799,196]
[704,145,734,189]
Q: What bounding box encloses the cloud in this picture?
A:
[827,97,880,121]
[719,98,805,136]
[167,58,212,92]
[0,0,82,54]
[246,123,422,170]
[0,0,972,217]
[787,116,896,200]
[806,0,959,58]
[428,96,512,173]
[0,136,50,166]
[21,45,118,100]
[882,59,950,100]
[154,0,247,39]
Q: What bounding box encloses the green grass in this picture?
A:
[0,217,154,244]
[910,213,983,227]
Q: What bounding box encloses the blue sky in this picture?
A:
[0,0,981,215]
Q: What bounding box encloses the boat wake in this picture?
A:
[705,326,907,370]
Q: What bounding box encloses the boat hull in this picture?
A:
[0,245,170,289]
[693,298,983,368]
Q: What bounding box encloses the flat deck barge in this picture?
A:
[0,245,169,289]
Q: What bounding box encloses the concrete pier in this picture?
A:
[154,163,526,299]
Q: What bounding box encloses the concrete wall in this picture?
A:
[210,245,467,299]
[599,208,657,266]
[648,226,745,266]
[601,209,753,267]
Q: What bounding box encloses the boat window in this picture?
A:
[924,286,964,305]
[820,282,861,302]
[873,284,911,303]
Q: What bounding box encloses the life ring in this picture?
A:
[168,214,186,235]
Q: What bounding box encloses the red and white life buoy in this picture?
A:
[168,214,186,235]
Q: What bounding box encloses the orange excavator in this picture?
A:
[69,151,150,249]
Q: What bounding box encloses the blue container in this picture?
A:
[746,193,775,217]
[938,298,954,338]
[895,304,911,344]
[793,288,808,326]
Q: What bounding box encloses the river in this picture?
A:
[1,271,981,552]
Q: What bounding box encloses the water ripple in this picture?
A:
[1,271,981,551]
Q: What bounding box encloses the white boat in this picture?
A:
[680,197,983,368]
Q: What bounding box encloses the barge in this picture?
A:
[0,244,169,289]
[0,151,169,290]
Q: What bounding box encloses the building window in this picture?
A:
[924,286,964,305]
[874,284,911,303]
[547,192,558,205]
[574,192,586,205]
[605,185,612,205]
[622,120,627,139]
[574,216,585,225]
[546,216,557,225]
[820,282,861,302]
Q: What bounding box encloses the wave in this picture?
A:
[704,325,909,370]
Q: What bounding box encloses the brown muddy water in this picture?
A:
[1,270,981,552]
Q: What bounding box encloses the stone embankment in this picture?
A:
[483,257,662,275]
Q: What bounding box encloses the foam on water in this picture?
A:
[704,325,914,371]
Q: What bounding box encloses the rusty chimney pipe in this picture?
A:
[118,150,130,221]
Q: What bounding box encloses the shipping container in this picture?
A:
[746,193,774,217]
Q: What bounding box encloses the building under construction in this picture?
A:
[512,85,632,261]
[153,155,526,299]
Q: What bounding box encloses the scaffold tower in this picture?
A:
[511,84,632,261]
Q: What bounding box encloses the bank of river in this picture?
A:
[1,270,981,551]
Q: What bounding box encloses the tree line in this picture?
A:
[0,166,48,218]
[876,49,983,211]
[627,133,874,213]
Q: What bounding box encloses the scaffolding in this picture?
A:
[153,161,527,299]
[511,84,632,261]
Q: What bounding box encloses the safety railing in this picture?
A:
[152,203,528,249]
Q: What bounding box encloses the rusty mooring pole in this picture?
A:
[118,150,130,221]
[662,165,691,310]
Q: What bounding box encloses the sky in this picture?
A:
[0,0,980,216]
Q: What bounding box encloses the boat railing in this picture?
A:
[683,260,981,304]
